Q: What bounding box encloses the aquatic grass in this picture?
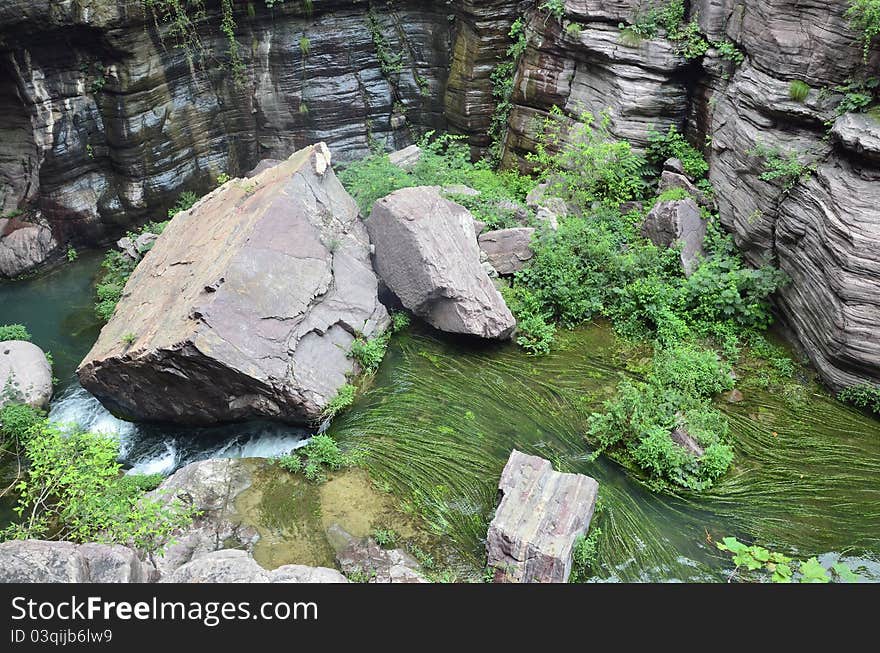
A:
[330,325,880,581]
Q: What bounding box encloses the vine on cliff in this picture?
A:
[488,18,528,166]
[847,0,880,62]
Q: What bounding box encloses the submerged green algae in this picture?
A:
[329,324,880,582]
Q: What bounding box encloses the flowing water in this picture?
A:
[2,256,879,582]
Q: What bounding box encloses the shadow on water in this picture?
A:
[3,256,879,581]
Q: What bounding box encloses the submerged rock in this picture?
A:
[77,144,389,425]
[486,450,599,583]
[478,227,536,275]
[641,198,707,276]
[367,186,516,339]
[0,217,58,278]
[0,340,52,409]
[327,524,428,583]
[0,540,158,583]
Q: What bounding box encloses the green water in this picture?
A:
[2,256,879,582]
[330,326,880,582]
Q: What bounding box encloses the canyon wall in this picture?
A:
[0,0,878,391]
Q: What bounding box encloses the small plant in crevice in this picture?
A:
[846,0,880,62]
[747,142,815,193]
[66,246,78,262]
[371,527,398,548]
[488,17,528,165]
[789,80,811,103]
[321,384,356,421]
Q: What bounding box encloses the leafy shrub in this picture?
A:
[838,384,880,415]
[717,537,859,583]
[527,107,649,208]
[371,527,398,548]
[168,191,199,219]
[748,142,814,192]
[0,324,31,342]
[648,343,734,397]
[833,77,879,115]
[846,0,880,61]
[539,0,565,23]
[351,335,390,374]
[322,384,356,420]
[391,311,411,333]
[647,125,709,180]
[0,403,44,447]
[276,434,357,484]
[1,419,193,551]
[95,250,137,322]
[501,285,556,355]
[714,39,745,65]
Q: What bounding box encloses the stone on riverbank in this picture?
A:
[327,524,428,583]
[0,540,158,583]
[77,144,389,425]
[486,450,598,583]
[478,227,535,275]
[367,186,515,339]
[0,340,52,409]
[641,198,707,276]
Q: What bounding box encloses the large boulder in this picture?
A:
[0,340,52,409]
[641,198,707,276]
[0,217,58,278]
[367,186,516,339]
[77,144,389,425]
[478,227,536,275]
[0,540,158,583]
[486,450,598,584]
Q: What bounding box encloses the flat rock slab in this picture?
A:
[0,540,158,583]
[0,340,52,409]
[367,186,515,339]
[487,450,598,584]
[163,549,348,583]
[77,144,389,425]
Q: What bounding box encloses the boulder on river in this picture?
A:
[0,340,52,409]
[486,450,599,583]
[0,216,58,278]
[367,186,516,339]
[77,144,389,425]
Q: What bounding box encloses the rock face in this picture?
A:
[478,227,536,275]
[77,144,389,425]
[163,549,347,584]
[0,340,52,409]
[641,198,708,276]
[368,186,516,339]
[0,216,58,277]
[327,524,428,583]
[486,450,599,584]
[0,540,158,583]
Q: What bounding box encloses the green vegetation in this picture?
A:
[322,384,356,421]
[371,527,398,548]
[488,18,528,164]
[789,80,811,103]
[833,77,879,116]
[647,124,709,179]
[717,537,859,583]
[0,408,193,551]
[0,324,31,342]
[846,0,880,62]
[350,311,411,375]
[168,191,199,219]
[838,384,880,415]
[366,8,404,77]
[339,132,533,229]
[275,434,359,483]
[539,0,565,24]
[748,142,814,193]
[66,245,78,262]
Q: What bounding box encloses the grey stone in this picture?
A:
[0,218,58,278]
[388,145,423,171]
[134,232,158,254]
[247,159,283,178]
[0,540,157,583]
[478,227,536,275]
[641,199,707,276]
[0,340,52,409]
[164,549,349,583]
[116,236,139,260]
[831,113,880,165]
[487,450,599,584]
[663,157,686,176]
[327,524,428,583]
[658,170,712,209]
[442,184,481,197]
[77,144,390,425]
[670,426,705,458]
[367,186,516,339]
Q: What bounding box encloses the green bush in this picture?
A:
[0,324,31,342]
[846,0,880,61]
[0,403,44,447]
[351,334,390,374]
[647,125,710,180]
[748,143,814,193]
[276,434,357,484]
[838,384,880,415]
[322,384,356,420]
[1,419,193,551]
[649,343,734,397]
[789,80,811,103]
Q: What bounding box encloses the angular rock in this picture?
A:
[641,198,707,276]
[134,232,158,254]
[116,236,139,261]
[487,450,599,584]
[367,186,516,339]
[0,540,157,583]
[327,524,428,583]
[388,145,423,171]
[478,227,536,275]
[77,145,389,425]
[148,458,260,578]
[658,170,712,209]
[0,340,52,409]
[0,217,58,278]
[663,157,686,176]
[247,159,284,178]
